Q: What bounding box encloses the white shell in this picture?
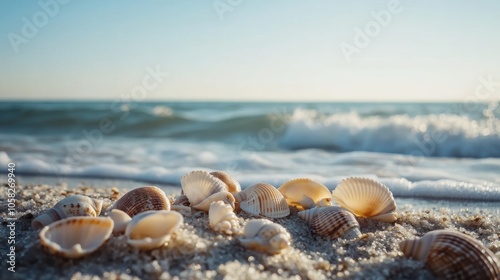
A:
[209,201,240,235]
[278,178,333,209]
[210,171,241,194]
[110,186,170,217]
[125,210,183,250]
[238,219,291,255]
[32,195,103,230]
[181,170,235,211]
[298,206,361,239]
[331,177,397,222]
[39,216,113,258]
[234,183,290,218]
[109,209,132,234]
[399,230,500,279]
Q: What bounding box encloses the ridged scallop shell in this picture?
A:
[298,206,361,239]
[331,177,397,222]
[181,170,235,211]
[209,201,240,235]
[399,230,500,280]
[110,186,170,217]
[125,210,183,250]
[234,183,290,218]
[238,219,291,255]
[278,178,333,209]
[39,216,113,258]
[109,209,132,234]
[32,195,103,230]
[210,171,241,194]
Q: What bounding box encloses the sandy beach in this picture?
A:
[1,183,499,280]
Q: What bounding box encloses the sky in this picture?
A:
[0,0,499,102]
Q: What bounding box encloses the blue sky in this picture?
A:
[0,0,499,101]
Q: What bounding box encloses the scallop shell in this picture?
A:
[331,177,397,222]
[39,216,113,258]
[110,186,171,217]
[109,209,132,234]
[238,219,291,255]
[278,178,333,209]
[210,171,241,194]
[234,183,290,218]
[209,201,240,235]
[32,195,103,230]
[399,230,500,280]
[125,210,183,250]
[298,206,361,239]
[181,170,235,211]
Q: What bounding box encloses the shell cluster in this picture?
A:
[399,230,500,279]
[34,171,499,278]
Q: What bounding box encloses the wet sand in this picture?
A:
[1,184,499,280]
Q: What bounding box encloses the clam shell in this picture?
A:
[173,194,190,207]
[238,219,291,255]
[278,178,332,209]
[210,171,241,194]
[181,170,232,211]
[110,186,170,217]
[234,183,290,218]
[298,206,361,239]
[125,210,183,250]
[39,216,113,258]
[331,177,397,222]
[109,209,132,234]
[399,230,500,280]
[32,195,103,230]
[209,201,240,235]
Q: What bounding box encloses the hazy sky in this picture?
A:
[1,0,499,101]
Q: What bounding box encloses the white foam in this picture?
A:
[281,109,500,157]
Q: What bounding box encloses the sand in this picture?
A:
[1,183,499,280]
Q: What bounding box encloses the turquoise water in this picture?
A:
[1,101,499,201]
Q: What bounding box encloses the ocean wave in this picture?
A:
[280,109,500,158]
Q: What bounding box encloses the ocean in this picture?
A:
[1,101,499,205]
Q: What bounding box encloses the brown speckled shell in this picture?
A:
[111,186,170,217]
[399,230,500,280]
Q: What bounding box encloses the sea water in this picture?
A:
[0,101,499,203]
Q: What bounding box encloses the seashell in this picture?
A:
[125,210,183,250]
[173,194,190,207]
[278,178,333,209]
[109,209,132,234]
[238,219,291,255]
[39,216,113,258]
[209,201,240,235]
[170,205,192,216]
[331,177,397,222]
[32,195,103,230]
[234,183,290,218]
[210,171,241,194]
[399,230,500,280]
[181,170,235,212]
[110,186,170,217]
[298,206,361,239]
